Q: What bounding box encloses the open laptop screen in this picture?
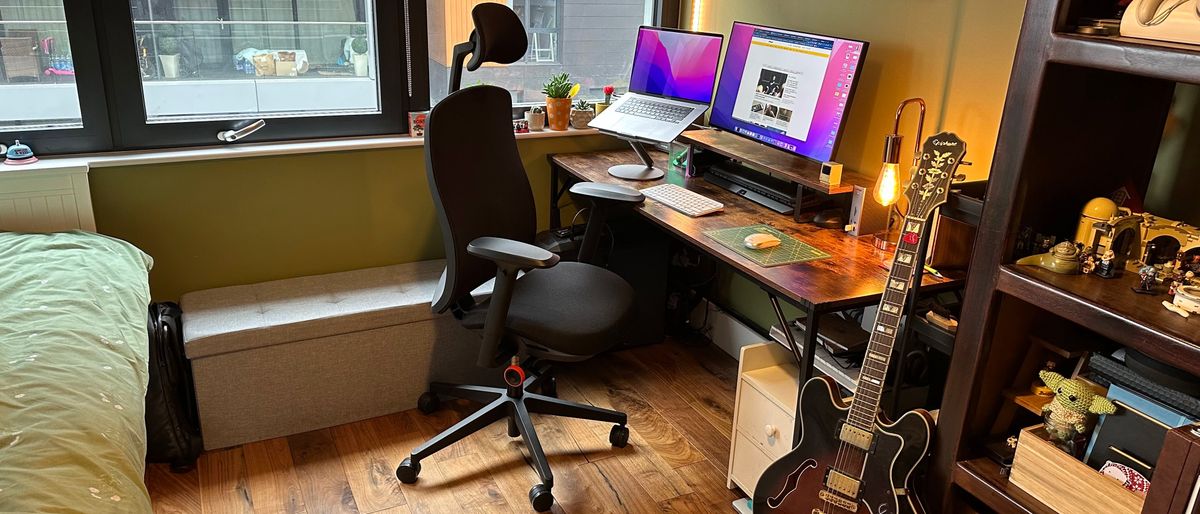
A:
[628,27,723,104]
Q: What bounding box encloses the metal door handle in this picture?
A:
[217,120,266,142]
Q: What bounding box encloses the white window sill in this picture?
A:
[1,127,602,174]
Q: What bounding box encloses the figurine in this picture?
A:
[1015,241,1081,274]
[1133,265,1158,294]
[1039,370,1117,455]
[1186,254,1200,275]
[1081,252,1097,274]
[1095,249,1120,278]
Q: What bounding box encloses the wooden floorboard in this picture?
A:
[148,338,741,513]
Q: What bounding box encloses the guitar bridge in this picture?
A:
[838,422,874,451]
[819,490,858,511]
[824,469,861,499]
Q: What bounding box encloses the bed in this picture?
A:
[0,231,154,513]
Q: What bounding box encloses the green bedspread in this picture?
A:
[0,232,154,513]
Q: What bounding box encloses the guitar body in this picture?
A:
[753,377,934,514]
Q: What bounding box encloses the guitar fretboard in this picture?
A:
[844,217,926,431]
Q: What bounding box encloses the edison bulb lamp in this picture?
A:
[874,133,903,206]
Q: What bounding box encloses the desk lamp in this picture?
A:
[874,97,925,249]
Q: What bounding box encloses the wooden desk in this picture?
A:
[548,148,963,422]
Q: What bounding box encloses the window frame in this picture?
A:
[1,0,112,154]
[94,0,416,150]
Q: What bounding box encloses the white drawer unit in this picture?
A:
[0,165,96,232]
[727,342,800,495]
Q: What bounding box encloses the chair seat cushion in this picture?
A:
[503,261,633,357]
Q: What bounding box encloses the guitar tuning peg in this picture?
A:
[953,174,968,182]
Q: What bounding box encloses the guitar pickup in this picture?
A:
[825,469,861,498]
[838,423,874,451]
[819,490,858,511]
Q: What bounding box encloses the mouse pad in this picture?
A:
[704,224,831,267]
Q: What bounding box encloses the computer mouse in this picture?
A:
[744,233,781,250]
[813,209,844,230]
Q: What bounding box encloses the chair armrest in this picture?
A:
[569,182,645,206]
[468,237,560,269]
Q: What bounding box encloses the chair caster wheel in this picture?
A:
[609,425,629,448]
[417,392,440,415]
[541,376,557,398]
[529,483,554,512]
[396,458,420,484]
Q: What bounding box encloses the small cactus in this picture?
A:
[573,98,591,111]
[529,106,543,114]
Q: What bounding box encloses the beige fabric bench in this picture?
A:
[181,260,486,450]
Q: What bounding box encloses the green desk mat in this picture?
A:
[703,224,831,267]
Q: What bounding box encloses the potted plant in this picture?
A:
[157,36,181,79]
[525,106,546,131]
[542,72,578,131]
[351,36,369,77]
[595,85,615,114]
[570,99,595,129]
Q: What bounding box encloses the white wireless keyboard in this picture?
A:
[640,184,724,217]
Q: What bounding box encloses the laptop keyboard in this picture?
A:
[615,97,693,124]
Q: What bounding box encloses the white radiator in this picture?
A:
[0,165,96,232]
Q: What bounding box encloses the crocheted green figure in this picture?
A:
[1039,370,1117,446]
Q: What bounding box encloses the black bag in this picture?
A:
[144,302,203,471]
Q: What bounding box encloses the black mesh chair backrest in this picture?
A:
[427,85,535,313]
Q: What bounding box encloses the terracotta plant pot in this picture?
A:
[570,109,595,129]
[546,98,571,131]
[525,111,546,131]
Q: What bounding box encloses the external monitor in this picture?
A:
[709,22,867,163]
[628,26,723,104]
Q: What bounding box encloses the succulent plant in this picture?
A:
[572,98,591,111]
[528,106,544,114]
[542,73,573,99]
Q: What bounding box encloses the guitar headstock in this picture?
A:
[904,131,967,220]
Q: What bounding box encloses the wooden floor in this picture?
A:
[146,337,743,514]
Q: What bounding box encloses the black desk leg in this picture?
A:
[549,164,561,229]
[768,294,819,447]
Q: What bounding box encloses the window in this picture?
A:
[126,0,381,123]
[426,0,657,104]
[0,0,80,131]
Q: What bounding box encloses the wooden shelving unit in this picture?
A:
[926,0,1200,511]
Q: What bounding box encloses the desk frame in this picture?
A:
[548,150,961,442]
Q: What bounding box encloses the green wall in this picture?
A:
[91,135,623,302]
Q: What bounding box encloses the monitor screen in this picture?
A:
[709,22,867,163]
[629,27,723,104]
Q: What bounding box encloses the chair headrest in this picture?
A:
[466,3,528,71]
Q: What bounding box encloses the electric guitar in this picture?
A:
[753,132,967,514]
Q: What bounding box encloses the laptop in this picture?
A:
[589,26,723,144]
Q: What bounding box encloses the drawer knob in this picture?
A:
[764,424,777,438]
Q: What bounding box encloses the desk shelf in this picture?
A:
[953,458,1056,514]
[678,129,873,195]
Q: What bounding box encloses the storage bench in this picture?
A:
[181,260,486,450]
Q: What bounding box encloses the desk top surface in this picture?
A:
[551,149,961,310]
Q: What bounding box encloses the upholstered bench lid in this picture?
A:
[181,260,447,359]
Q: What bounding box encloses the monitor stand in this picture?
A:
[608,139,665,181]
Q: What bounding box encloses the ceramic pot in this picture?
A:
[352,53,369,77]
[594,102,610,114]
[546,98,571,131]
[570,109,595,129]
[525,111,546,131]
[159,54,180,79]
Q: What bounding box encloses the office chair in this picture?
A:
[395,4,646,512]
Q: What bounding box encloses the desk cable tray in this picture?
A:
[703,224,831,267]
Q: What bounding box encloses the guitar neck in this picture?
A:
[846,215,927,430]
